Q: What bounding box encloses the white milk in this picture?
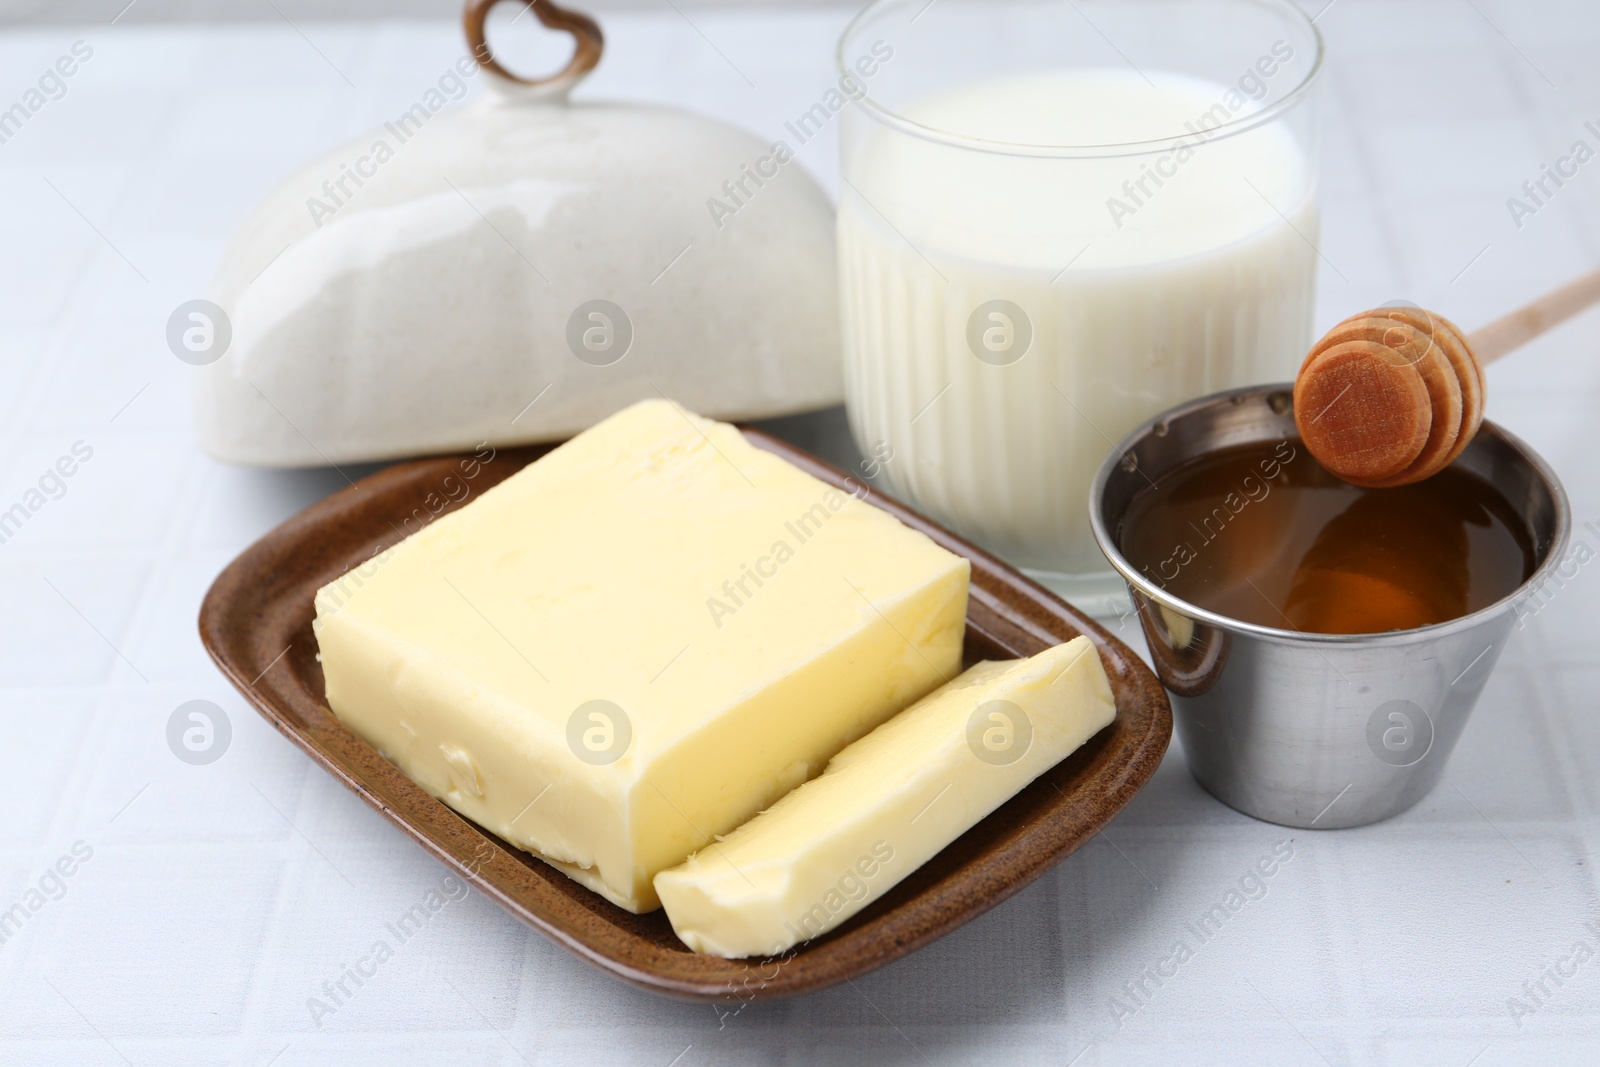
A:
[839,68,1318,578]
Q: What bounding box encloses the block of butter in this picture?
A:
[312,399,969,913]
[653,637,1115,956]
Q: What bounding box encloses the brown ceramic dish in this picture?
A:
[198,430,1172,1001]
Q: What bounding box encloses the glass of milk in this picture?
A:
[836,0,1323,609]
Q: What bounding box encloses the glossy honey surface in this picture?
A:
[1118,440,1536,634]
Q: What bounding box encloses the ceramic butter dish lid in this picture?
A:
[196,0,841,467]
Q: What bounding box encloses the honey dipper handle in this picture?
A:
[1468,263,1600,364]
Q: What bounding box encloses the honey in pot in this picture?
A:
[1116,440,1536,634]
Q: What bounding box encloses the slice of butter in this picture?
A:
[652,637,1115,956]
[312,399,969,913]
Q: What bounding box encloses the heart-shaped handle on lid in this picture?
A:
[464,0,603,92]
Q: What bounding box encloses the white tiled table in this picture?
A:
[2,2,1599,1063]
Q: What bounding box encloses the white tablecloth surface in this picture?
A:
[2,1,1599,1063]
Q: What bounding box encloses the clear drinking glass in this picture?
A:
[836,0,1323,609]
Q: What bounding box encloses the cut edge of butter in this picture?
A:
[652,636,1116,956]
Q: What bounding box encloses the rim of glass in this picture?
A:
[835,0,1325,159]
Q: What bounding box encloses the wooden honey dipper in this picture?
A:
[1294,265,1600,486]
